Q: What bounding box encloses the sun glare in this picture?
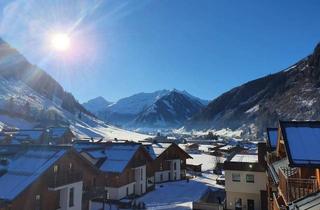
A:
[51,33,71,51]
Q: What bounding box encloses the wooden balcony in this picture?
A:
[279,168,319,203]
[83,186,105,200]
[47,171,82,190]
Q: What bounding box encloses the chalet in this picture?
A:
[9,129,45,144]
[0,145,100,210]
[74,141,153,201]
[143,143,192,184]
[185,143,200,153]
[266,121,320,210]
[46,127,75,144]
[224,146,267,210]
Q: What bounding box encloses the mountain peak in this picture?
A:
[310,42,320,67]
[82,96,112,113]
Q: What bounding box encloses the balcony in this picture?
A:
[279,167,319,203]
[83,186,105,200]
[48,171,82,190]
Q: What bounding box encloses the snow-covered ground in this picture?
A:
[187,153,225,172]
[0,76,151,141]
[173,127,243,139]
[138,173,223,210]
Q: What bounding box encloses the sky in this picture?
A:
[0,0,320,103]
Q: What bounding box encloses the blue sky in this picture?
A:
[1,0,320,103]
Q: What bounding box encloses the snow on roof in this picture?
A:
[13,129,44,141]
[99,144,140,173]
[78,143,141,173]
[219,145,235,151]
[267,128,278,150]
[280,121,320,166]
[230,154,258,163]
[0,146,67,200]
[143,143,172,159]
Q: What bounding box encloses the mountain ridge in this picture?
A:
[186,42,320,138]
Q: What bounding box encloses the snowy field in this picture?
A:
[137,173,223,210]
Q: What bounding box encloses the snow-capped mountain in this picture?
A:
[133,90,206,128]
[84,90,170,126]
[85,89,208,129]
[187,42,320,139]
[82,96,112,113]
[0,38,150,141]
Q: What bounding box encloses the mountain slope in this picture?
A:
[0,38,150,141]
[133,90,205,128]
[187,42,320,138]
[82,96,112,113]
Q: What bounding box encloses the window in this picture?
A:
[35,194,41,210]
[69,162,73,171]
[246,174,255,183]
[232,173,241,182]
[141,168,143,180]
[69,187,74,207]
[53,165,59,173]
[174,162,177,170]
[160,174,163,181]
[126,187,129,196]
[160,162,163,170]
[92,177,96,186]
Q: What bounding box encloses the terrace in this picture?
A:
[278,167,319,203]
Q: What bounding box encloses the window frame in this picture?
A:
[232,173,241,182]
[246,174,255,183]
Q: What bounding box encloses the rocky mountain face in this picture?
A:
[85,89,207,129]
[187,42,320,138]
[133,90,205,128]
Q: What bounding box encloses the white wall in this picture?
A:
[169,159,181,181]
[134,165,147,195]
[155,170,170,183]
[105,182,136,200]
[225,170,267,194]
[57,181,83,210]
[225,170,267,210]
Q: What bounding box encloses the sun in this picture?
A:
[51,33,71,51]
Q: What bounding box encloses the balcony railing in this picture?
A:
[83,186,105,200]
[279,168,319,203]
[48,171,82,189]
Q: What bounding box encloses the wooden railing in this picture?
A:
[47,171,82,189]
[279,168,318,203]
[83,186,105,200]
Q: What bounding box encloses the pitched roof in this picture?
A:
[266,128,278,151]
[49,127,73,138]
[75,142,142,173]
[0,146,67,201]
[280,121,320,167]
[143,143,172,159]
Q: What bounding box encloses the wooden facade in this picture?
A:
[266,121,320,210]
[0,146,99,210]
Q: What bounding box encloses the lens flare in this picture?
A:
[51,33,71,51]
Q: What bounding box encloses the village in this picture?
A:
[0,120,317,210]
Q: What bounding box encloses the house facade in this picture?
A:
[74,141,153,201]
[143,143,192,184]
[0,145,99,210]
[224,152,267,210]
